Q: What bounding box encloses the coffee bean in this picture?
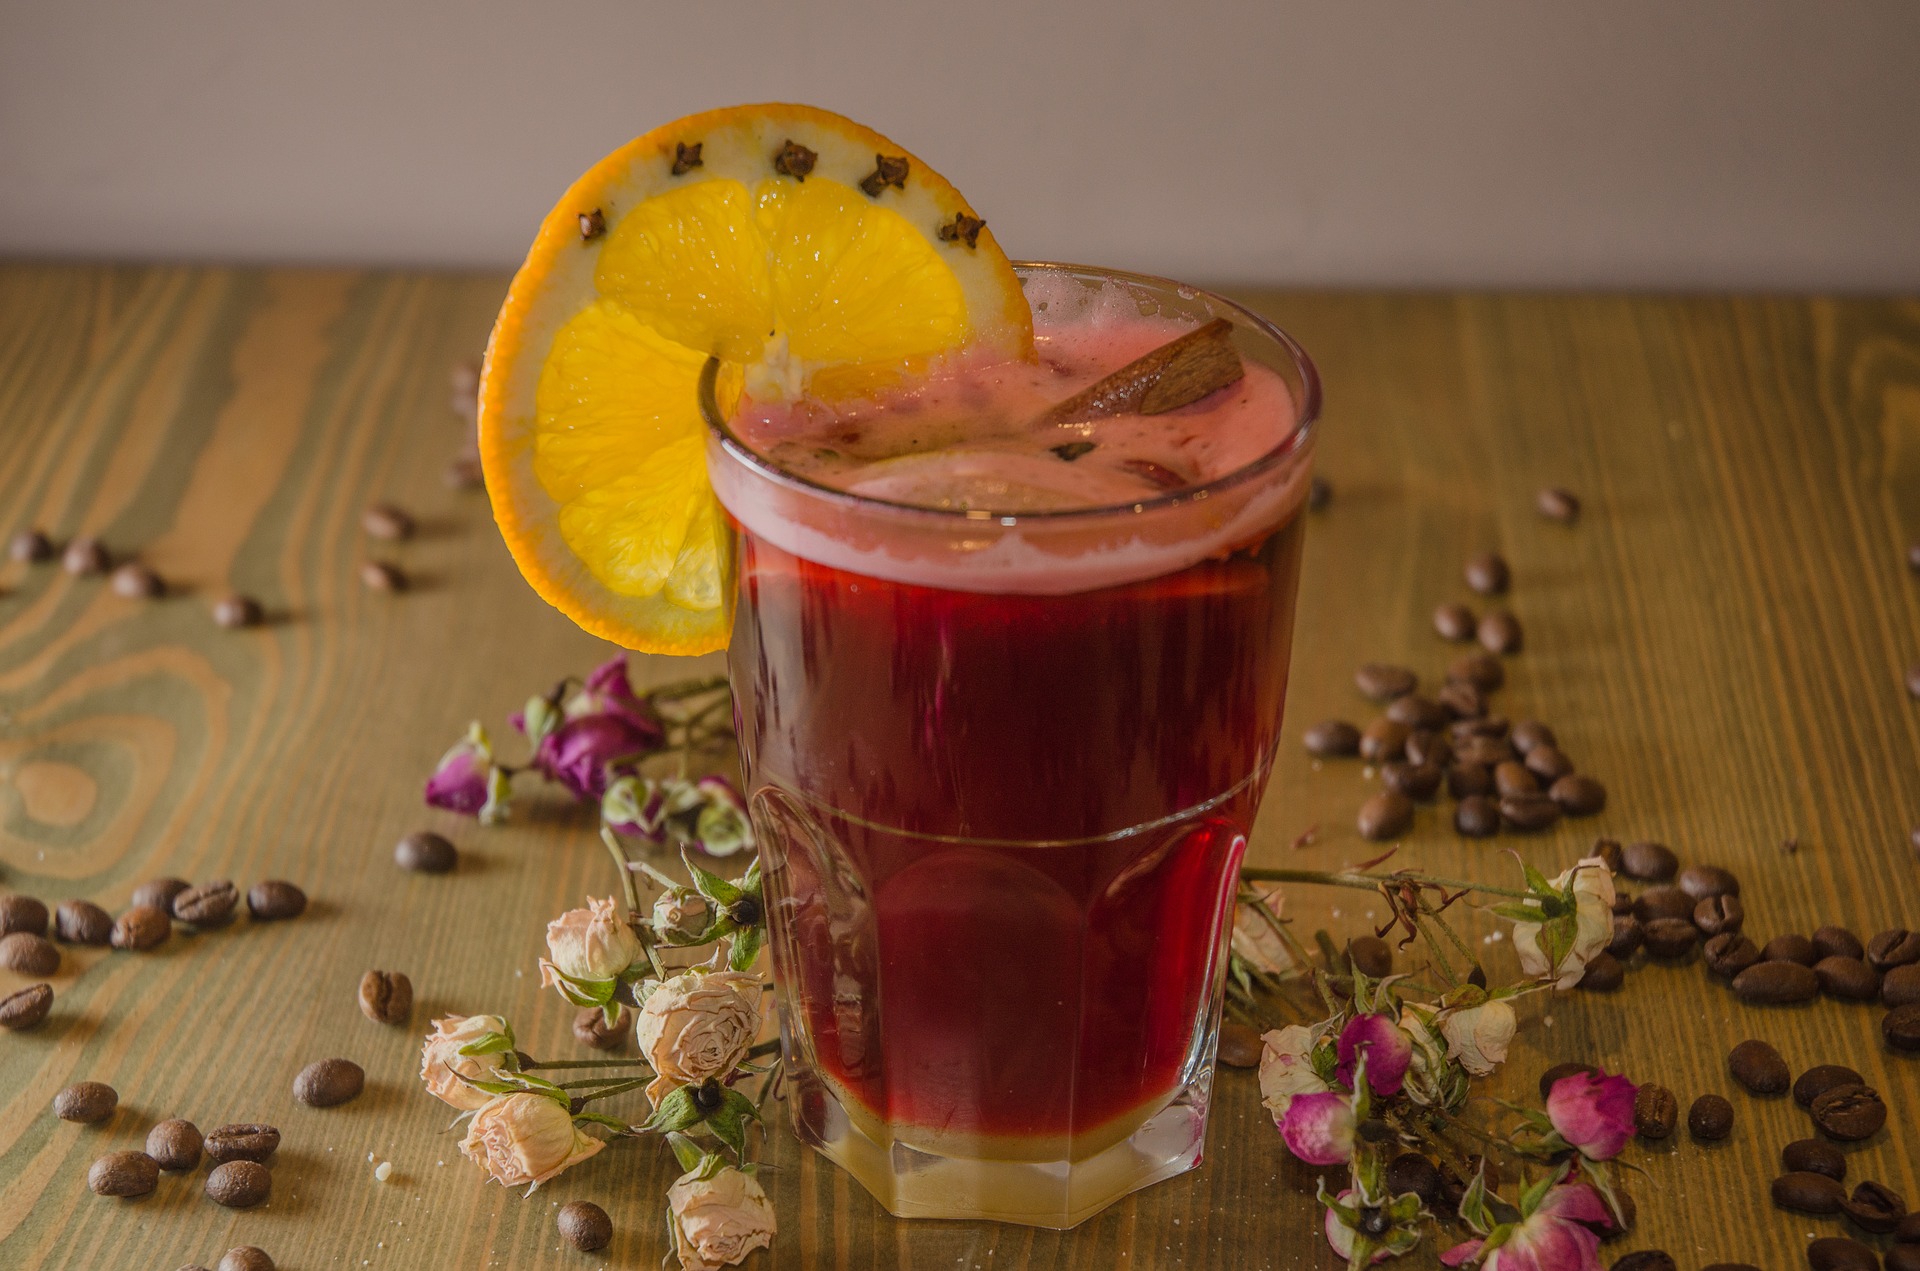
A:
[87,1150,158,1197]
[0,894,48,937]
[1608,915,1644,959]
[1806,1237,1878,1271]
[1898,1209,1920,1241]
[574,1004,630,1052]
[1359,718,1410,763]
[110,562,164,599]
[1701,1265,1761,1271]
[1592,837,1623,871]
[1448,651,1505,691]
[0,983,53,1030]
[1610,1253,1675,1271]
[1734,959,1819,1004]
[1386,693,1449,730]
[1477,609,1523,654]
[7,528,53,562]
[1764,933,1818,966]
[1678,864,1740,900]
[1454,734,1512,769]
[207,1160,272,1208]
[247,880,307,921]
[1404,729,1451,768]
[1895,1246,1920,1271]
[1884,964,1920,1008]
[1795,1065,1866,1107]
[1537,486,1581,524]
[1464,551,1510,596]
[1868,929,1920,970]
[54,1081,118,1123]
[1687,1093,1733,1140]
[1727,1039,1790,1094]
[1693,895,1744,937]
[1704,933,1762,978]
[1455,795,1501,837]
[1634,1083,1677,1138]
[358,970,413,1025]
[1342,935,1392,979]
[1773,1171,1847,1214]
[558,1200,613,1252]
[131,878,189,912]
[1885,1003,1920,1052]
[361,503,416,541]
[1840,1180,1905,1235]
[1635,886,1695,923]
[1578,951,1624,991]
[1493,760,1538,797]
[294,1058,365,1108]
[111,905,171,951]
[1381,761,1442,801]
[1215,1018,1262,1068]
[1385,1152,1443,1206]
[1434,683,1484,722]
[1643,917,1698,958]
[53,899,113,946]
[147,1118,203,1170]
[1784,1138,1847,1181]
[212,594,264,629]
[1911,662,1920,700]
[172,880,238,927]
[1355,663,1417,702]
[1542,773,1604,817]
[205,1124,280,1164]
[1525,747,1574,784]
[219,1249,275,1271]
[1433,603,1477,642]
[1621,841,1678,881]
[360,560,407,592]
[62,536,109,575]
[1811,1083,1887,1141]
[1357,791,1414,841]
[0,932,60,975]
[1814,926,1865,962]
[1304,720,1361,757]
[1447,762,1493,800]
[1499,792,1560,833]
[445,453,484,489]
[395,830,458,874]
[1816,956,1880,1001]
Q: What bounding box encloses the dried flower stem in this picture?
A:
[573,1077,650,1106]
[522,1057,655,1072]
[601,827,643,917]
[1240,866,1533,901]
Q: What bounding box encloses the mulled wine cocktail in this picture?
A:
[704,264,1319,1226]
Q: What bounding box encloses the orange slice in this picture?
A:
[479,103,1034,655]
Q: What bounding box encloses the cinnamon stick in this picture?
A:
[1036,317,1244,428]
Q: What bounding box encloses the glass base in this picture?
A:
[787,1060,1216,1229]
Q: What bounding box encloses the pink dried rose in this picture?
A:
[1230,882,1292,976]
[636,969,762,1103]
[1259,1024,1330,1122]
[539,896,644,987]
[1441,1183,1609,1271]
[419,1014,513,1111]
[424,723,494,815]
[1546,1069,1637,1161]
[1280,1090,1355,1165]
[668,1163,777,1270]
[567,657,668,744]
[1336,1012,1413,1096]
[533,714,653,800]
[458,1091,603,1190]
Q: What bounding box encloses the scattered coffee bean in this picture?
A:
[1608,915,1644,959]
[1610,1251,1674,1271]
[1764,933,1819,966]
[1687,1093,1733,1140]
[1811,1083,1887,1141]
[247,880,307,921]
[0,932,60,975]
[1386,693,1449,730]
[1524,745,1574,783]
[361,503,416,541]
[1911,542,1920,575]
[1911,662,1920,700]
[1537,486,1581,524]
[1359,718,1411,763]
[1634,1083,1678,1138]
[62,536,109,575]
[1894,1245,1920,1271]
[1795,1065,1867,1108]
[1784,1138,1847,1181]
[360,560,407,592]
[1578,951,1624,991]
[558,1199,613,1252]
[1899,1210,1920,1241]
[212,593,264,629]
[219,1249,275,1271]
[131,878,190,911]
[1307,476,1331,511]
[1635,887,1695,924]
[1868,929,1920,970]
[1499,792,1560,833]
[1816,956,1880,1001]
[294,1057,365,1107]
[1704,933,1762,978]
[395,830,458,873]
[1357,791,1415,841]
[1620,841,1678,881]
[1454,796,1500,836]
[1840,1180,1905,1235]
[1477,609,1523,654]
[1884,1003,1920,1052]
[358,970,413,1025]
[109,562,164,599]
[1814,926,1865,962]
[1734,959,1819,1004]
[1502,721,1550,756]
[1678,864,1740,900]
[0,983,53,1030]
[7,528,53,562]
[1643,918,1699,958]
[205,1124,280,1164]
[1592,837,1623,870]
[1728,1039,1790,1094]
[1454,734,1512,769]
[207,1160,272,1209]
[111,905,171,951]
[53,899,113,946]
[1348,935,1394,978]
[1433,603,1477,641]
[1385,1152,1443,1207]
[0,894,49,937]
[54,1081,118,1123]
[1448,651,1505,691]
[1805,1236,1878,1271]
[1694,895,1744,937]
[1773,1171,1847,1214]
[1216,1019,1262,1068]
[1355,663,1417,702]
[1700,1265,1761,1271]
[445,454,484,489]
[147,1118,203,1170]
[1464,551,1510,595]
[1885,964,1920,1008]
[172,880,238,927]
[1435,680,1485,719]
[1493,760,1538,797]
[1404,729,1451,768]
[87,1150,157,1197]
[1304,720,1361,757]
[1447,762,1494,800]
[1381,761,1442,801]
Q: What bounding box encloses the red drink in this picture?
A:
[706,264,1318,1225]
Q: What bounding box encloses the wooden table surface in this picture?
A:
[1,263,1917,1271]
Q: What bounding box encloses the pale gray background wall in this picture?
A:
[3,0,1917,290]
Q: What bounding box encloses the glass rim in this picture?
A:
[699,260,1322,524]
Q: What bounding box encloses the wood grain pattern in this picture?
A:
[2,265,1918,1270]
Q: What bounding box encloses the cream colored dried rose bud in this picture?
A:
[1438,999,1517,1076]
[1511,856,1614,989]
[458,1091,602,1190]
[669,1164,776,1271]
[652,890,711,942]
[635,969,761,1103]
[540,896,643,985]
[419,1014,512,1111]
